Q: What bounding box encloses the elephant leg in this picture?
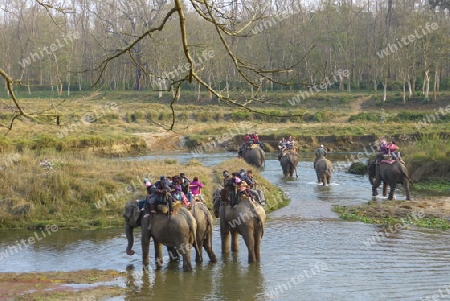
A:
[167,246,180,262]
[404,180,411,200]
[125,223,135,255]
[195,234,204,263]
[240,227,256,263]
[204,225,217,263]
[180,243,193,272]
[325,170,331,185]
[231,230,239,253]
[254,229,263,261]
[382,181,388,197]
[372,176,382,196]
[388,183,397,200]
[141,232,151,266]
[321,173,327,186]
[220,219,230,254]
[154,240,163,268]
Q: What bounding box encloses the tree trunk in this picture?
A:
[402,79,406,103]
[407,79,413,98]
[433,69,438,102]
[423,70,430,100]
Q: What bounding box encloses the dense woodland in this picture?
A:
[1,0,450,103]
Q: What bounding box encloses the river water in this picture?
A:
[1,152,449,301]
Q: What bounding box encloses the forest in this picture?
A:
[1,0,450,107]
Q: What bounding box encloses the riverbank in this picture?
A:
[333,196,450,229]
[0,269,126,300]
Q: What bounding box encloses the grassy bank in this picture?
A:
[333,199,450,230]
[0,150,287,230]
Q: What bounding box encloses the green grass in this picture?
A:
[333,205,450,230]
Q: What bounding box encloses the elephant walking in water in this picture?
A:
[241,145,265,168]
[314,155,333,185]
[368,158,411,200]
[213,188,266,263]
[189,200,217,263]
[123,201,199,272]
[279,150,299,177]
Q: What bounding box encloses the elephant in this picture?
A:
[368,158,412,200]
[279,150,299,177]
[189,200,217,263]
[314,155,333,185]
[123,200,199,272]
[213,187,266,263]
[242,145,265,168]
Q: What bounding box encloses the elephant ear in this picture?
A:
[124,201,140,227]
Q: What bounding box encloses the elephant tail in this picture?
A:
[400,165,414,185]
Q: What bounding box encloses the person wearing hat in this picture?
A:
[149,176,174,214]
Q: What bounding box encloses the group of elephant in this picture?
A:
[277,149,333,185]
[123,146,411,272]
[278,149,411,200]
[243,144,411,200]
[123,185,266,272]
[240,144,332,184]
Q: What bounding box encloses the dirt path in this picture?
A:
[349,95,371,113]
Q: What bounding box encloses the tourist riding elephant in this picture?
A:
[242,145,265,168]
[314,155,333,185]
[369,158,412,200]
[123,200,199,272]
[280,150,299,177]
[189,200,217,263]
[213,187,266,263]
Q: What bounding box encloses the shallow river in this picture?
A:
[1,152,449,301]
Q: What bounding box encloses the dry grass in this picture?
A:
[0,149,212,229]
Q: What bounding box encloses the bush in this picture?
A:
[347,162,368,175]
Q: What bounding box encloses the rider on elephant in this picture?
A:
[137,178,152,211]
[179,172,190,194]
[149,176,174,214]
[225,173,242,207]
[189,177,205,203]
[386,140,403,162]
[171,177,190,207]
[241,170,265,206]
[222,170,230,186]
[314,144,327,168]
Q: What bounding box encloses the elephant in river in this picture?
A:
[279,150,299,177]
[189,200,217,263]
[242,145,265,168]
[314,155,333,185]
[368,158,411,200]
[123,200,199,271]
[213,187,266,263]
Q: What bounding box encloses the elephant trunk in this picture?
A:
[125,222,135,255]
